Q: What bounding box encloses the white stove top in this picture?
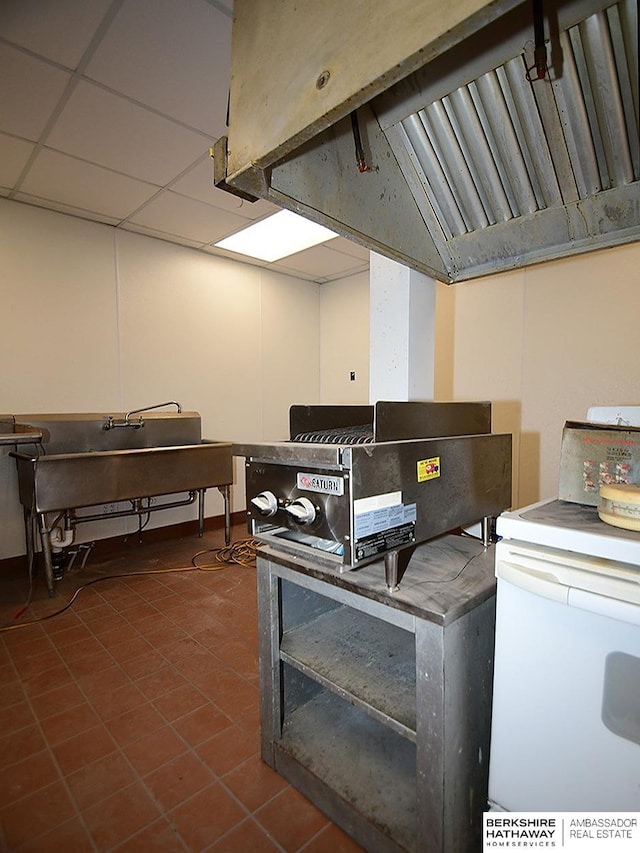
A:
[497,498,640,567]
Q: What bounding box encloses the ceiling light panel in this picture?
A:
[215,209,338,261]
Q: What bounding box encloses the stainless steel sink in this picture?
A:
[12,440,232,514]
[6,406,233,596]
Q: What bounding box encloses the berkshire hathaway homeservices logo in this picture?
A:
[484,814,639,850]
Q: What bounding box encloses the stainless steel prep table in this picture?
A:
[256,533,497,852]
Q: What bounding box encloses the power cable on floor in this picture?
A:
[0,538,261,633]
[191,538,260,569]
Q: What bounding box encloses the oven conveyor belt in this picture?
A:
[292,425,374,444]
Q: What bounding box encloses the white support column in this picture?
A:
[369,252,436,403]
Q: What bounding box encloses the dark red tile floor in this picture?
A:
[0,526,363,852]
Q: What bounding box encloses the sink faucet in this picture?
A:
[103,415,143,430]
[103,401,182,430]
[125,401,182,418]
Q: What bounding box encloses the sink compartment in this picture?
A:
[12,440,231,513]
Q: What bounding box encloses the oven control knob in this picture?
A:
[250,491,278,517]
[284,497,316,524]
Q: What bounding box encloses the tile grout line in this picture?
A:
[0,627,103,851]
[0,529,346,851]
[66,547,262,849]
[92,558,265,851]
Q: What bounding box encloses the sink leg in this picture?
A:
[197,489,205,537]
[219,484,231,546]
[196,487,232,545]
[37,513,55,598]
[23,508,35,575]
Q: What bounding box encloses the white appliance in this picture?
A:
[488,498,640,812]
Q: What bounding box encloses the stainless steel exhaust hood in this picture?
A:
[216,0,638,283]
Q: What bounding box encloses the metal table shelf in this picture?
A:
[280,687,417,852]
[257,532,497,852]
[281,605,417,739]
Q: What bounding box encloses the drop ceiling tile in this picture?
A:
[85,0,231,135]
[47,81,209,184]
[329,237,371,260]
[273,242,369,279]
[20,148,159,219]
[0,0,365,284]
[0,0,111,67]
[171,157,280,220]
[203,245,320,282]
[169,156,241,207]
[119,222,204,248]
[232,197,281,221]
[321,264,370,283]
[0,133,35,188]
[12,192,121,225]
[0,44,70,140]
[128,190,253,244]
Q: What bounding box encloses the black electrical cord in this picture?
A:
[137,503,152,535]
[11,533,37,622]
[395,536,487,591]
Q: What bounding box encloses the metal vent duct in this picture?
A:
[217,0,639,283]
[381,0,639,274]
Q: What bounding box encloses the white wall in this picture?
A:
[0,204,122,411]
[318,242,640,511]
[437,268,526,505]
[4,198,639,558]
[448,243,640,508]
[319,270,370,404]
[0,199,321,559]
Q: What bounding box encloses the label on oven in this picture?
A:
[354,493,415,537]
[354,522,416,562]
[417,456,440,482]
[296,472,344,496]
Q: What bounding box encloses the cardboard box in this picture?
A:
[558,421,640,506]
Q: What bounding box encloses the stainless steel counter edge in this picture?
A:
[232,441,345,466]
[0,432,43,446]
[257,534,497,626]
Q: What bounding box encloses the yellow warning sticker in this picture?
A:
[417,457,440,482]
